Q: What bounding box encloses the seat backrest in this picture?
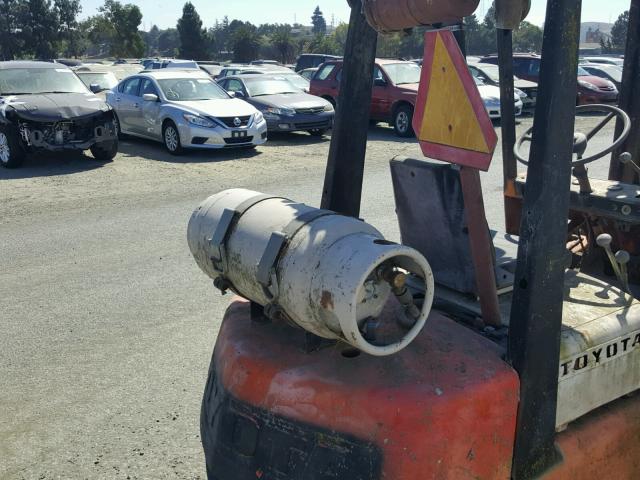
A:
[390,156,478,294]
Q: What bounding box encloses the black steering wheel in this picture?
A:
[515,104,631,166]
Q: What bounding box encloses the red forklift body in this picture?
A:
[202,300,519,479]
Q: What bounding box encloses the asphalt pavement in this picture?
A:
[0,114,615,479]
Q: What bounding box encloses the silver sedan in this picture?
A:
[106,70,267,155]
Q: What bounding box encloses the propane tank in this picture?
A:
[188,189,434,356]
[361,0,480,33]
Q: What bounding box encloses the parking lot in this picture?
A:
[0,116,615,479]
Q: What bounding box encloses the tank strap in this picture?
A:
[209,194,283,276]
[256,208,336,301]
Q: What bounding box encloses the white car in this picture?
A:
[106,70,267,154]
[474,77,523,119]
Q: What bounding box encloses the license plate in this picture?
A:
[231,131,248,138]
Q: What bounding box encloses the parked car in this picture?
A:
[474,77,523,119]
[468,62,538,109]
[251,60,280,66]
[146,59,199,70]
[299,68,319,80]
[217,65,268,79]
[479,54,618,105]
[270,71,310,92]
[75,68,119,99]
[295,54,342,72]
[309,58,422,137]
[217,74,334,136]
[580,56,624,67]
[580,63,623,90]
[106,70,267,154]
[199,64,224,79]
[0,61,118,168]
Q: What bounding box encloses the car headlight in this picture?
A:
[578,80,599,91]
[265,107,296,116]
[323,103,334,112]
[515,88,527,99]
[183,113,215,128]
[253,111,264,123]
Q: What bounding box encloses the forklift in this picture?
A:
[188,0,640,478]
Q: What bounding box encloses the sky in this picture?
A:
[78,0,631,31]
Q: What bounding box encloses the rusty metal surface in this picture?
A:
[361,0,479,33]
[495,0,532,30]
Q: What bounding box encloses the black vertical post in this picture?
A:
[320,0,378,217]
[610,0,640,184]
[496,29,519,233]
[508,0,582,478]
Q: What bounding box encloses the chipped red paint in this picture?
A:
[212,299,519,479]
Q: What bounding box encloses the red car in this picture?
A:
[310,59,421,137]
[479,54,618,105]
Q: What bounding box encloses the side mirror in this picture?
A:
[227,91,236,98]
[232,91,245,98]
[374,78,387,87]
[89,83,103,93]
[143,93,159,102]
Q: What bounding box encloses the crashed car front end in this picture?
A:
[16,110,117,152]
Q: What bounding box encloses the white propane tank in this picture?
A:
[188,189,435,356]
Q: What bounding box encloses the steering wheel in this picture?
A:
[515,104,631,166]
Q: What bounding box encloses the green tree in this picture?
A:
[512,21,543,52]
[231,23,260,62]
[55,0,82,57]
[0,0,23,60]
[611,10,629,51]
[270,25,295,63]
[157,28,179,56]
[311,6,326,36]
[144,24,160,55]
[98,0,145,58]
[177,2,208,60]
[18,0,60,59]
[333,23,349,53]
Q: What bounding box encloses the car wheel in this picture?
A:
[308,128,328,137]
[163,121,184,155]
[113,114,127,140]
[393,105,415,138]
[0,126,26,168]
[90,139,118,161]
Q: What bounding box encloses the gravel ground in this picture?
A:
[0,115,615,479]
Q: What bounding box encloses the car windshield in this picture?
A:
[77,72,118,90]
[577,66,590,76]
[0,67,89,95]
[157,77,229,101]
[597,66,622,82]
[383,63,422,85]
[279,73,310,90]
[244,78,301,97]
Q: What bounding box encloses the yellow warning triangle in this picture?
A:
[419,35,490,154]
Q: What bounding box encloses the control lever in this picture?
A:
[619,152,640,176]
[614,250,631,293]
[596,234,625,286]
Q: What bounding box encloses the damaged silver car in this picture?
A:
[0,61,118,168]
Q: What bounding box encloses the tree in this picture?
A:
[0,0,23,60]
[98,0,145,58]
[177,2,208,60]
[311,6,326,36]
[270,25,295,63]
[55,0,82,57]
[18,0,60,59]
[512,21,543,52]
[144,24,160,55]
[611,10,629,51]
[157,28,179,56]
[231,23,260,62]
